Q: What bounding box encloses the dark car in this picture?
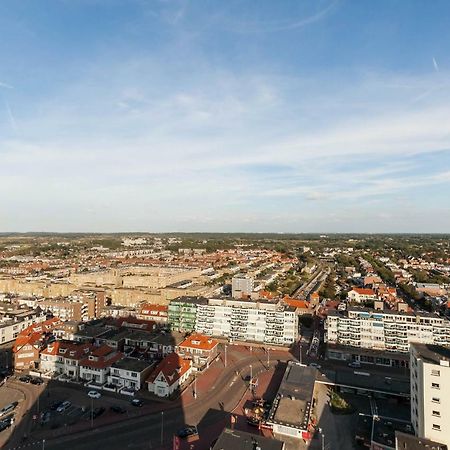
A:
[177,425,198,438]
[41,411,51,424]
[50,401,64,411]
[110,405,126,414]
[0,415,14,431]
[19,375,32,383]
[92,407,105,419]
[130,399,143,407]
[30,377,44,385]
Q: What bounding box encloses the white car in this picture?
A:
[56,401,71,413]
[87,391,101,399]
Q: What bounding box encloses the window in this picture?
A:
[432,383,440,389]
[432,410,440,417]
[432,397,440,404]
[432,424,441,431]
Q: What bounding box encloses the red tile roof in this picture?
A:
[351,288,376,296]
[178,333,218,351]
[41,340,92,359]
[146,353,191,387]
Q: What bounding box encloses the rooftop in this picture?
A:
[111,356,152,373]
[267,362,316,431]
[395,431,447,450]
[411,343,450,366]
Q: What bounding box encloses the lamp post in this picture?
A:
[42,439,45,450]
[318,427,325,450]
[299,341,302,365]
[224,344,227,367]
[267,348,270,368]
[160,411,164,445]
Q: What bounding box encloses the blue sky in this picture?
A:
[1,0,450,233]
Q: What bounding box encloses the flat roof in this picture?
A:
[411,343,450,366]
[267,362,315,431]
[395,431,447,450]
[212,428,285,450]
[111,357,152,373]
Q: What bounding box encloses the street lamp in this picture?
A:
[42,439,45,450]
[224,344,227,367]
[160,411,164,445]
[318,427,325,450]
[267,348,270,368]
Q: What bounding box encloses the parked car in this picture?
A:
[309,363,321,369]
[30,377,44,385]
[92,407,105,419]
[110,405,126,414]
[87,391,101,399]
[0,402,18,418]
[41,411,51,424]
[130,399,143,407]
[50,401,63,411]
[56,401,71,413]
[177,425,198,438]
[348,361,361,368]
[19,375,32,383]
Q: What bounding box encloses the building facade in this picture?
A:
[231,275,254,299]
[168,297,208,332]
[326,308,450,352]
[410,343,450,448]
[196,298,298,346]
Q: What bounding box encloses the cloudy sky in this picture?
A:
[1,0,450,233]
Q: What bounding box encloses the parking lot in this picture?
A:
[28,383,145,439]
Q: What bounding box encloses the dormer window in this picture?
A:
[192,340,200,345]
[70,351,76,356]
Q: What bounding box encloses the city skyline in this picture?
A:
[1,0,450,232]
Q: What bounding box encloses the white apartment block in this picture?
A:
[410,343,450,447]
[231,275,254,299]
[195,298,297,346]
[1,311,46,344]
[326,308,450,352]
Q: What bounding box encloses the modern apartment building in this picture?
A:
[410,343,450,448]
[195,298,298,346]
[326,308,450,352]
[231,275,254,299]
[1,308,46,344]
[168,296,208,332]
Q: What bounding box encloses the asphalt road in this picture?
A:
[5,351,288,450]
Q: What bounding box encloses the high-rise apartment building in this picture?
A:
[196,298,297,346]
[231,275,254,299]
[326,308,450,352]
[410,343,450,447]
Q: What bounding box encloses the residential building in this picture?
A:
[13,317,63,371]
[79,345,124,384]
[107,357,153,391]
[40,340,92,378]
[176,333,219,369]
[196,298,298,346]
[146,353,192,397]
[168,296,208,332]
[212,428,285,450]
[347,288,377,303]
[232,275,254,299]
[0,307,46,344]
[410,343,450,447]
[136,304,168,323]
[326,308,450,353]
